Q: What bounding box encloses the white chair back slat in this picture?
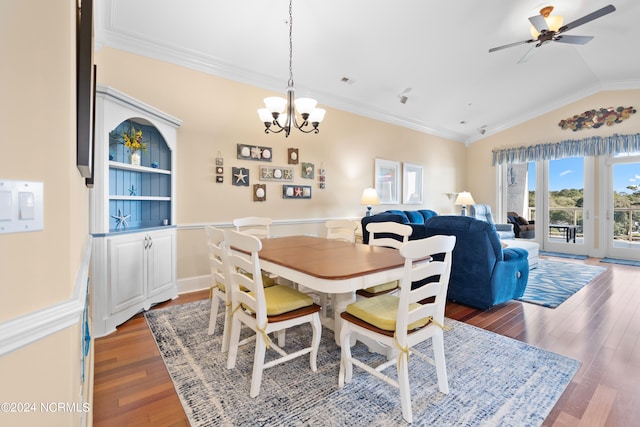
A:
[206,226,226,285]
[325,220,358,242]
[366,222,412,249]
[232,216,272,239]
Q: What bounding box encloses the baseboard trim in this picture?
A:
[177,274,211,295]
[0,236,93,356]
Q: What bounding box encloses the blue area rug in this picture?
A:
[146,299,580,426]
[519,259,607,308]
[539,251,588,260]
[601,257,640,267]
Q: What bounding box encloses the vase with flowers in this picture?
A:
[121,124,147,165]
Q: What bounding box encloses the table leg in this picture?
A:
[332,292,356,346]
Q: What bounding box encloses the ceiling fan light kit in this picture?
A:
[529,6,563,39]
[258,0,326,137]
[489,4,616,63]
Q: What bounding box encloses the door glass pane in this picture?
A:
[612,162,640,249]
[548,157,583,245]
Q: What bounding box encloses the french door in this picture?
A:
[501,157,593,256]
[603,154,640,260]
[539,157,592,255]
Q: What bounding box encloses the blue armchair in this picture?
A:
[423,215,529,310]
[469,204,514,240]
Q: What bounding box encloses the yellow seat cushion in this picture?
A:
[363,280,398,295]
[260,272,278,288]
[214,280,226,292]
[346,294,430,331]
[247,285,314,316]
[239,270,278,288]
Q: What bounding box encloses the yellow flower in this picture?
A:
[121,126,147,152]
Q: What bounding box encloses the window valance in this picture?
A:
[492,133,640,165]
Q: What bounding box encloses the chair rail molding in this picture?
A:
[0,236,93,356]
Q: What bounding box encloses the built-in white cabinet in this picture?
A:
[91,86,181,337]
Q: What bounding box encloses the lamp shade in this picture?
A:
[361,188,380,205]
[257,108,273,123]
[294,98,318,115]
[455,191,475,206]
[264,97,287,113]
[308,108,326,124]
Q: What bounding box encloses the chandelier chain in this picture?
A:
[288,0,294,87]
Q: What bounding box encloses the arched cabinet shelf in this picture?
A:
[90,86,182,337]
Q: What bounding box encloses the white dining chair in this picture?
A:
[232,216,272,239]
[357,221,413,298]
[325,219,358,242]
[224,229,322,398]
[205,225,232,352]
[339,234,456,423]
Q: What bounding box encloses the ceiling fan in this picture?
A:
[489,4,616,64]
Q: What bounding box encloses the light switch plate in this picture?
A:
[0,190,12,220]
[0,180,44,234]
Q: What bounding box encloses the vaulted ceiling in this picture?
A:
[95,0,640,144]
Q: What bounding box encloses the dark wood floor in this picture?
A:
[93,256,640,426]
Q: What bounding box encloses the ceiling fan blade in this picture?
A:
[555,34,594,45]
[517,45,538,64]
[489,39,534,53]
[558,4,616,33]
[529,14,548,34]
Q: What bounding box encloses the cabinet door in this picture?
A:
[108,234,146,314]
[147,230,175,297]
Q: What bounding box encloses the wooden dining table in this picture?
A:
[255,235,408,345]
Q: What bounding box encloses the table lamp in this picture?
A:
[360,188,380,216]
[455,191,475,216]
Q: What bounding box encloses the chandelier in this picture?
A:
[257,0,326,137]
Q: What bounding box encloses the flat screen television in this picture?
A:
[76,0,95,186]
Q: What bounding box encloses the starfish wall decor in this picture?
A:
[232,167,250,186]
[111,209,130,229]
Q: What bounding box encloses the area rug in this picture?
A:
[518,259,607,308]
[145,299,580,426]
[539,251,588,260]
[601,257,640,267]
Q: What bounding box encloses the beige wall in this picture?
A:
[0,1,89,426]
[94,48,468,281]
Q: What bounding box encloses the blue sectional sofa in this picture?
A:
[423,215,529,310]
[361,209,438,244]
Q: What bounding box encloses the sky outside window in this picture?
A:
[528,157,640,193]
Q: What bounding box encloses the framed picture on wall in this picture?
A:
[402,162,423,204]
[374,158,400,204]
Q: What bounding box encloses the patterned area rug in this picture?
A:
[145,299,580,426]
[519,259,607,308]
